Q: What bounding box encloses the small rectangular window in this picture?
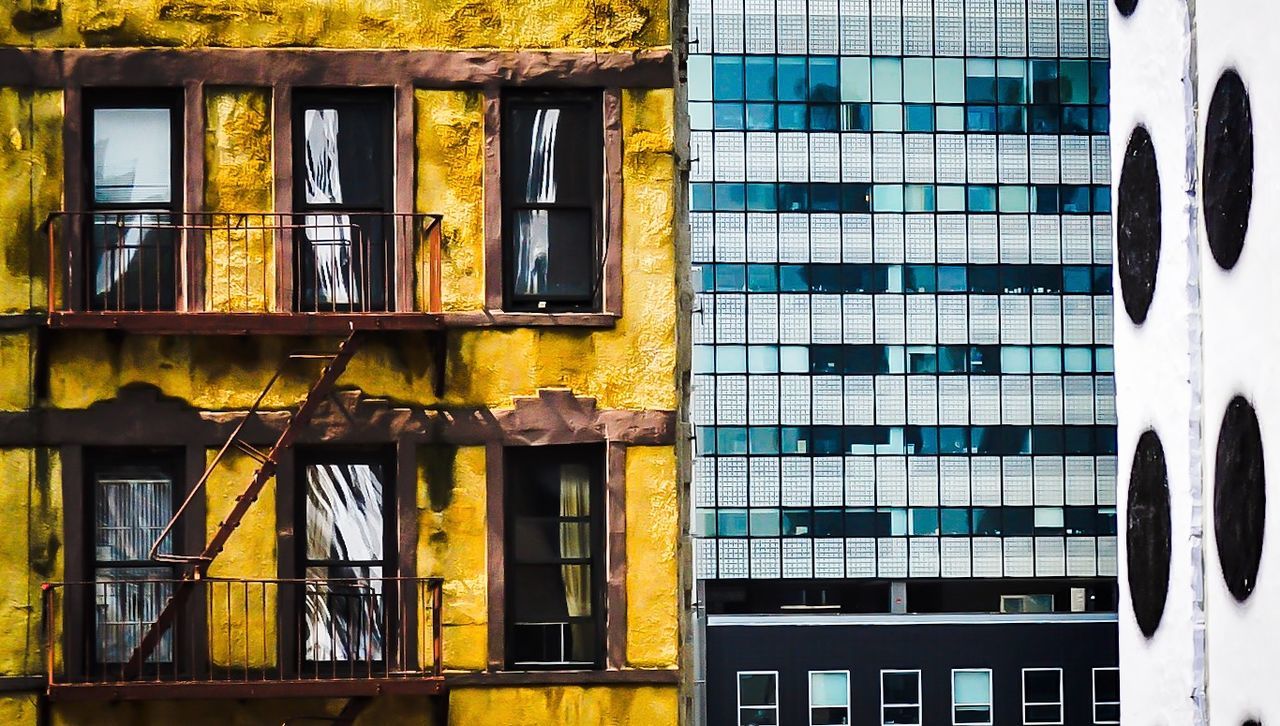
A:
[739,671,779,726]
[810,670,850,725]
[1000,594,1054,613]
[1023,668,1064,725]
[1093,667,1120,724]
[881,670,922,725]
[502,92,603,312]
[952,669,993,725]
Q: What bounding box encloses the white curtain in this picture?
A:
[303,109,356,305]
[558,462,592,662]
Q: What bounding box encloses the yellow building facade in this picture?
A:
[0,0,689,722]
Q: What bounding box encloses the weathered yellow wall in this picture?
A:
[0,695,38,725]
[0,449,61,675]
[449,685,678,725]
[2,0,669,50]
[0,87,60,315]
[625,445,678,669]
[52,696,437,725]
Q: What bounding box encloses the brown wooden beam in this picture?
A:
[45,677,445,702]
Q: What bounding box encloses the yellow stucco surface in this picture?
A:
[0,449,61,675]
[449,685,678,725]
[0,88,60,315]
[625,445,678,669]
[0,695,38,726]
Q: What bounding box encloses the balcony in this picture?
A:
[42,576,444,700]
[44,212,445,334]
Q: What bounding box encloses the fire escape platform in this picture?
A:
[47,311,449,335]
[46,677,446,702]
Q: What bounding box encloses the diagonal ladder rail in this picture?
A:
[122,328,363,678]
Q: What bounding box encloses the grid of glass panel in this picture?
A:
[690,0,1117,580]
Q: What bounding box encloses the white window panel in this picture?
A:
[810,133,840,182]
[906,295,937,344]
[877,538,908,578]
[718,457,749,506]
[1033,375,1064,425]
[750,457,782,506]
[1096,375,1117,424]
[939,376,970,425]
[935,135,967,184]
[690,130,713,182]
[815,539,846,578]
[999,215,1031,264]
[1031,295,1063,344]
[870,0,902,54]
[873,215,905,262]
[750,538,782,579]
[940,457,971,505]
[972,537,1004,577]
[1029,136,1061,184]
[776,0,807,53]
[998,135,1029,183]
[904,0,934,55]
[812,214,842,262]
[746,213,778,263]
[691,376,714,425]
[941,538,972,578]
[1034,456,1066,505]
[779,213,810,262]
[712,0,744,52]
[845,375,876,425]
[909,538,941,577]
[875,375,907,424]
[1064,376,1095,425]
[845,456,876,506]
[779,294,811,343]
[1003,457,1033,506]
[877,457,908,506]
[713,132,745,182]
[690,0,714,55]
[841,133,873,182]
[970,376,1001,425]
[691,212,714,262]
[840,0,872,54]
[1094,297,1114,344]
[1000,295,1031,344]
[747,294,779,343]
[780,375,811,425]
[1035,537,1066,577]
[1062,296,1094,344]
[718,538,749,579]
[1066,537,1097,577]
[1059,0,1089,57]
[813,375,844,425]
[745,132,778,182]
[1060,136,1092,184]
[692,293,714,343]
[968,216,999,263]
[1032,215,1064,264]
[812,293,843,344]
[843,294,874,343]
[748,375,780,425]
[1092,136,1112,184]
[971,457,1002,505]
[809,0,840,54]
[1097,455,1118,506]
[908,456,939,505]
[846,537,877,577]
[904,135,935,184]
[694,537,717,579]
[693,456,716,506]
[1089,0,1109,57]
[966,136,997,184]
[934,0,965,55]
[1061,215,1092,264]
[905,214,936,261]
[907,375,938,426]
[937,215,967,262]
[1098,536,1118,577]
[1093,215,1113,264]
[778,132,809,183]
[872,134,904,183]
[996,0,1027,55]
[842,213,873,262]
[782,457,813,505]
[964,0,996,55]
[814,457,845,505]
[1027,0,1058,57]
[782,538,813,578]
[874,295,905,343]
[715,293,746,343]
[744,0,777,53]
[1004,537,1035,577]
[1002,375,1033,425]
[1065,456,1096,506]
[716,212,747,261]
[717,375,748,425]
[938,296,968,344]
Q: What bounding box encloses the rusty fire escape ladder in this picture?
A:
[121,328,363,679]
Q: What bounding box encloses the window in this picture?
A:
[1023,668,1064,725]
[881,670,922,725]
[298,453,393,665]
[506,444,605,668]
[90,451,181,666]
[502,92,603,312]
[85,91,182,311]
[952,669,993,725]
[1092,667,1120,724]
[810,670,850,725]
[293,91,394,312]
[738,671,779,726]
[1001,594,1054,613]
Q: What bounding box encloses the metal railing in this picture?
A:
[42,576,443,693]
[44,211,443,315]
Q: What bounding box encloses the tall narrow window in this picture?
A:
[293,92,393,312]
[505,444,605,668]
[502,92,603,312]
[1023,668,1064,724]
[90,452,180,666]
[86,92,182,311]
[1092,667,1120,724]
[300,455,393,665]
[738,671,779,726]
[810,670,851,725]
[881,670,922,726]
[952,669,994,725]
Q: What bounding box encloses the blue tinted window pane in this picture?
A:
[1001,346,1031,374]
[1062,185,1091,213]
[841,103,871,131]
[780,427,809,454]
[777,57,807,101]
[745,57,777,101]
[1032,347,1062,373]
[905,104,934,131]
[691,265,712,292]
[715,427,747,455]
[1094,266,1113,294]
[692,345,713,373]
[1094,186,1112,213]
[904,184,935,212]
[1092,106,1110,133]
[750,509,780,536]
[713,103,745,129]
[936,105,965,131]
[747,264,777,292]
[1064,347,1093,372]
[843,184,872,212]
[965,58,997,103]
[714,183,745,210]
[1063,266,1092,293]
[810,104,840,131]
[1096,348,1115,372]
[1031,60,1059,103]
[779,265,808,291]
[1062,105,1090,133]
[780,346,808,372]
[715,345,747,373]
[841,57,872,101]
[872,58,903,102]
[713,56,744,100]
[937,185,965,211]
[999,185,1029,212]
[745,103,774,129]
[938,346,968,373]
[903,58,934,102]
[910,508,939,536]
[938,266,966,291]
[782,509,812,536]
[997,59,1028,102]
[1033,185,1059,213]
[717,509,748,536]
[715,264,746,291]
[809,57,839,101]
[935,58,965,103]
[939,427,968,454]
[748,344,779,372]
[967,185,996,212]
[749,427,779,454]
[1030,105,1059,133]
[905,265,936,292]
[778,103,807,129]
[811,183,841,211]
[966,106,996,131]
[941,508,970,535]
[872,104,902,131]
[690,102,713,130]
[997,105,1025,132]
[1060,60,1090,104]
[689,56,713,101]
[973,508,1001,535]
[873,185,904,212]
[779,183,808,211]
[691,183,713,210]
[746,183,777,211]
[1091,61,1110,103]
